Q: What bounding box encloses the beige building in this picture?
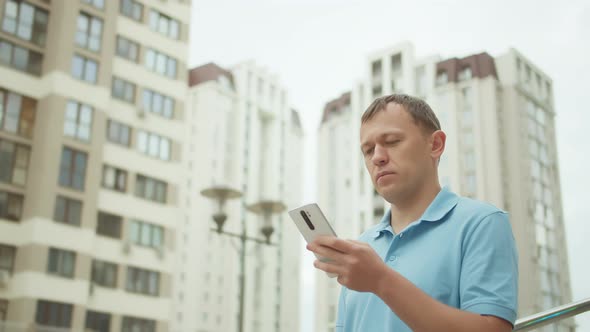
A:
[179,62,303,332]
[0,0,190,331]
[316,43,574,332]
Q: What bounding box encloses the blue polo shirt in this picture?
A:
[336,187,518,331]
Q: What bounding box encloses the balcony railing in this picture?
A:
[514,297,590,331]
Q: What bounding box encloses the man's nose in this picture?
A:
[371,145,388,165]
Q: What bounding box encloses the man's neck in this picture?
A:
[389,183,441,234]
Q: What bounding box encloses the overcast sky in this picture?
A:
[189,0,590,330]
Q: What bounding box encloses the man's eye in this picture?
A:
[363,148,374,156]
[386,140,400,145]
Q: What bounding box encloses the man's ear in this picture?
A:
[430,130,446,160]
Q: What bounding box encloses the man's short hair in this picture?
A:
[361,94,441,134]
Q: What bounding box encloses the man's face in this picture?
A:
[359,103,435,203]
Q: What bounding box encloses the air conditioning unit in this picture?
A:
[137,107,146,119]
[122,240,132,254]
[0,270,10,287]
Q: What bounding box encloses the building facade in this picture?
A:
[181,61,303,332]
[0,0,190,331]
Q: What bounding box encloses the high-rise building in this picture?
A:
[0,0,190,331]
[316,42,574,332]
[181,61,303,332]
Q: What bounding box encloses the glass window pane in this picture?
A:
[6,93,21,133]
[13,46,28,71]
[137,131,147,153]
[158,17,168,35]
[148,134,159,157]
[2,2,18,34]
[152,93,162,114]
[130,221,139,243]
[68,200,81,225]
[148,11,158,30]
[0,41,12,65]
[145,179,155,199]
[155,53,166,74]
[0,141,14,183]
[145,49,154,70]
[140,223,151,245]
[17,3,34,40]
[121,125,130,145]
[153,227,162,247]
[85,59,97,83]
[167,59,176,78]
[71,55,84,79]
[163,97,173,118]
[160,138,170,160]
[142,90,151,111]
[170,20,179,39]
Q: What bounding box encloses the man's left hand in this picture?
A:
[307,236,390,293]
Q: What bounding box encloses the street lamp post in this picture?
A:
[200,186,285,332]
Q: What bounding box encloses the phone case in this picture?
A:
[288,203,338,278]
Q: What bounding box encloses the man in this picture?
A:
[308,94,518,331]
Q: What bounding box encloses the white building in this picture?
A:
[0,0,190,331]
[179,61,304,332]
[316,42,574,332]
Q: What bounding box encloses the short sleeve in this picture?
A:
[459,211,519,325]
[335,286,347,331]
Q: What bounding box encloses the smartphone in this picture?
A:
[289,203,338,278]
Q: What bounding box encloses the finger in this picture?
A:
[311,236,356,253]
[313,259,344,275]
[308,243,347,263]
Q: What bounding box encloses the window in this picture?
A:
[1,0,49,46]
[144,49,177,78]
[111,77,136,103]
[75,13,102,52]
[135,175,167,203]
[0,89,36,138]
[85,311,110,332]
[120,0,143,22]
[71,54,98,83]
[91,260,117,288]
[47,248,75,278]
[0,190,23,221]
[116,35,139,62]
[142,89,174,118]
[0,39,42,75]
[436,71,448,85]
[58,147,88,190]
[122,316,155,332]
[148,10,179,39]
[458,67,472,81]
[130,220,163,248]
[126,267,159,296]
[0,299,6,321]
[137,130,170,160]
[64,101,92,141]
[106,120,131,146]
[53,196,82,226]
[102,165,127,192]
[82,0,105,10]
[461,109,473,128]
[462,87,472,109]
[0,244,16,274]
[0,139,30,186]
[36,300,72,328]
[97,211,122,238]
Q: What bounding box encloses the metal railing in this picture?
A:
[514,297,590,331]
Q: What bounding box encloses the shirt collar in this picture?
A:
[372,186,459,239]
